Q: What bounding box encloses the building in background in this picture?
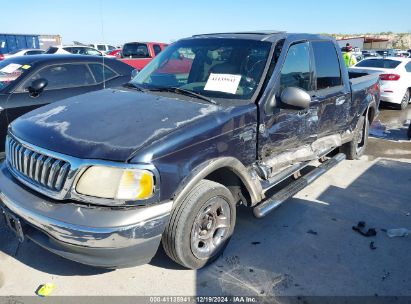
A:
[0,33,62,54]
[39,34,62,50]
[336,37,389,50]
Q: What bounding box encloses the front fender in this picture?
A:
[173,157,263,206]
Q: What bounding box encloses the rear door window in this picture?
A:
[279,42,312,91]
[21,63,95,90]
[404,62,411,72]
[25,50,44,55]
[311,41,342,90]
[88,63,118,82]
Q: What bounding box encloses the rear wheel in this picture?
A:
[399,90,410,110]
[162,180,236,269]
[341,115,369,160]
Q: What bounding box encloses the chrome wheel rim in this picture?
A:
[190,197,231,260]
[401,92,409,108]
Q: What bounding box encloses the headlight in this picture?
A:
[76,166,155,201]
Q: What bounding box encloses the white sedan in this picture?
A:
[45,45,115,57]
[349,57,411,110]
[3,48,45,58]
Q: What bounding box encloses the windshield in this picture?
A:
[131,38,271,101]
[0,61,30,91]
[355,59,401,69]
[45,47,58,54]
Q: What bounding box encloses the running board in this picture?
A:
[253,153,346,218]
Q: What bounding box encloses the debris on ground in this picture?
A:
[369,241,377,250]
[224,255,240,266]
[307,230,318,235]
[251,241,261,245]
[386,228,410,238]
[36,283,56,297]
[382,271,391,281]
[405,212,410,216]
[352,221,377,237]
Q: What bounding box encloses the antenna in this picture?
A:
[99,0,106,89]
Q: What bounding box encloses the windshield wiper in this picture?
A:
[149,87,217,104]
[123,82,146,92]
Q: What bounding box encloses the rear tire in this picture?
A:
[341,115,369,160]
[399,90,410,110]
[162,180,236,269]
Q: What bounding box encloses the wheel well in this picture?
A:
[205,167,252,206]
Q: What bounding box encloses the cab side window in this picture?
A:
[153,44,162,56]
[405,62,411,73]
[279,42,311,91]
[311,41,342,90]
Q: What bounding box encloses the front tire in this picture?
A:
[341,115,369,160]
[399,90,410,110]
[162,180,236,269]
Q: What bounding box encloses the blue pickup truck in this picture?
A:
[0,31,380,269]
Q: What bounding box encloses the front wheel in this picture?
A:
[162,180,236,269]
[341,115,369,160]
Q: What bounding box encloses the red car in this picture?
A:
[108,49,122,58]
[119,42,168,70]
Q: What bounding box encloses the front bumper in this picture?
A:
[0,162,172,268]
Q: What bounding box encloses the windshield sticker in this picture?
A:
[0,63,22,73]
[21,64,31,70]
[204,73,241,95]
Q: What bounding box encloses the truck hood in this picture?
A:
[10,88,219,162]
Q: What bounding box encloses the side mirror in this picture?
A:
[28,78,48,97]
[280,87,311,109]
[131,69,139,79]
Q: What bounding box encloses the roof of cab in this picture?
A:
[190,31,333,43]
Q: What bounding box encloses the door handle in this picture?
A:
[336,96,346,105]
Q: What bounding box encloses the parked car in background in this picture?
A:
[1,49,45,59]
[350,57,411,110]
[395,51,410,58]
[375,49,396,57]
[108,49,122,58]
[0,54,134,155]
[89,43,117,53]
[0,32,380,269]
[45,45,104,56]
[119,42,168,70]
[362,50,379,58]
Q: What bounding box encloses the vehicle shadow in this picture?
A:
[195,159,411,296]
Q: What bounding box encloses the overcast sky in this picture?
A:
[2,0,410,45]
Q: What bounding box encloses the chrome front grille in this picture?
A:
[6,136,70,192]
